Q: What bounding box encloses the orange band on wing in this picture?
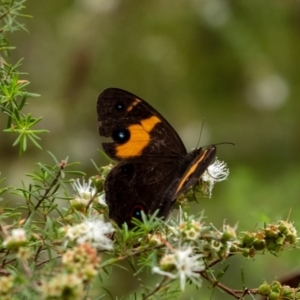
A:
[116,115,161,158]
[175,149,209,194]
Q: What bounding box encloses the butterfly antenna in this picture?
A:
[201,141,235,149]
[212,142,235,147]
[196,119,205,149]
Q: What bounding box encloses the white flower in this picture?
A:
[64,215,114,250]
[10,228,27,241]
[2,228,27,249]
[72,178,96,200]
[71,178,100,208]
[201,159,229,197]
[98,193,107,207]
[152,246,205,291]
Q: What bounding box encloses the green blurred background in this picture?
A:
[2,0,300,299]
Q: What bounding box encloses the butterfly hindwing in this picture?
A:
[104,159,182,226]
[104,146,216,226]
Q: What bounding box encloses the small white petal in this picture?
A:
[99,193,107,207]
[152,267,176,279]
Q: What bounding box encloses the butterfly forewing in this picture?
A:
[97,88,187,160]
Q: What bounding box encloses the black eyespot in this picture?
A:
[121,163,134,176]
[112,129,130,143]
[115,102,125,111]
[131,205,147,221]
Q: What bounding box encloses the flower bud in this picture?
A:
[281,286,293,298]
[270,281,281,293]
[268,292,280,300]
[258,283,271,295]
[242,248,250,257]
[90,175,104,191]
[242,232,255,246]
[253,238,266,251]
[221,227,236,242]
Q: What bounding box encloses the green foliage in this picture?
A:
[0,0,45,155]
[0,0,31,52]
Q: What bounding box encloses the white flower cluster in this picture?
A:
[64,216,114,250]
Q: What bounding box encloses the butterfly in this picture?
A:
[97,88,216,227]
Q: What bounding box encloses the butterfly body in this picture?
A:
[97,88,216,227]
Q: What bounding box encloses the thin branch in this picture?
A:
[100,244,163,269]
[200,270,240,299]
[20,259,39,289]
[36,255,62,267]
[142,276,168,300]
[24,161,66,225]
[33,165,63,211]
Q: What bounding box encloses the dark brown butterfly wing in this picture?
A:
[104,147,216,227]
[104,159,181,226]
[97,88,187,160]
